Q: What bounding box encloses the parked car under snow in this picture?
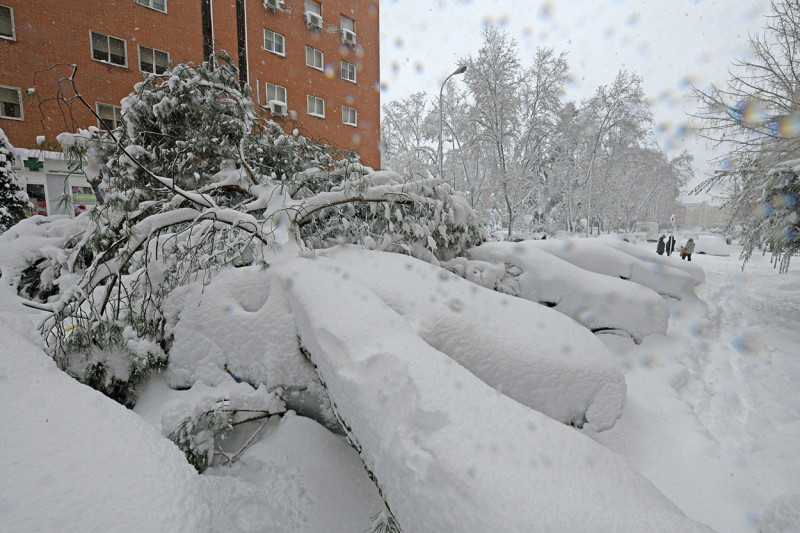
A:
[678,232,731,256]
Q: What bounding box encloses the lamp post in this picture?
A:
[438,65,467,184]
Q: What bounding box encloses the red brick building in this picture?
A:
[0,0,380,168]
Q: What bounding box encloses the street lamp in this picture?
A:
[438,65,467,184]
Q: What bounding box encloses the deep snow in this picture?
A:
[1,236,799,532]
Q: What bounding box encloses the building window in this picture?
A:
[305,46,323,71]
[304,0,321,15]
[265,82,287,104]
[139,45,169,74]
[340,15,356,45]
[91,31,127,67]
[307,95,325,118]
[97,103,123,131]
[341,61,356,83]
[0,4,15,41]
[0,86,22,120]
[342,105,357,126]
[340,15,354,32]
[303,0,322,28]
[135,0,167,13]
[264,29,285,56]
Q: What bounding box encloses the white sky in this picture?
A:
[379,0,773,197]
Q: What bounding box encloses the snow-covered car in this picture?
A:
[678,232,730,256]
[694,233,731,256]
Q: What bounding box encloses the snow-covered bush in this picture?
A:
[0,128,33,233]
[165,380,285,473]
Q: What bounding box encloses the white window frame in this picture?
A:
[304,0,321,15]
[342,105,357,126]
[0,4,16,41]
[90,31,128,68]
[265,82,287,105]
[341,60,356,83]
[307,95,325,118]
[305,46,323,71]
[0,85,23,121]
[138,44,170,75]
[135,0,167,14]
[263,29,285,56]
[96,103,123,131]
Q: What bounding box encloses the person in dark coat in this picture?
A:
[666,235,676,256]
[656,235,666,255]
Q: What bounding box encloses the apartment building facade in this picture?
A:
[0,0,380,215]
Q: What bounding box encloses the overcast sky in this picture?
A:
[379,0,772,197]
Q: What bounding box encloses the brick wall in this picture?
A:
[0,0,380,167]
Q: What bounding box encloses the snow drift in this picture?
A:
[0,316,210,532]
[282,256,713,532]
[308,246,626,431]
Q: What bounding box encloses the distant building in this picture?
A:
[1,0,380,215]
[674,201,734,229]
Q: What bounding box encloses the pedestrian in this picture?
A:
[682,238,695,261]
[656,235,665,255]
[666,235,676,256]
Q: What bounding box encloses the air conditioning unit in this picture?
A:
[263,0,284,12]
[268,100,287,116]
[341,29,356,46]
[304,11,323,29]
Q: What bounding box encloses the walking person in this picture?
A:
[681,238,695,261]
[656,235,666,255]
[666,235,676,256]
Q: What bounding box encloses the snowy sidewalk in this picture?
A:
[588,246,800,532]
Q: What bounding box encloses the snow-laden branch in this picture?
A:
[39,206,270,332]
[292,179,445,226]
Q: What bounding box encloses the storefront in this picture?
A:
[12,149,106,217]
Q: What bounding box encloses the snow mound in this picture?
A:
[0,215,83,288]
[0,300,385,532]
[468,240,669,342]
[165,264,317,392]
[596,236,706,285]
[529,238,699,300]
[760,492,800,533]
[199,412,384,532]
[0,316,209,532]
[316,246,625,431]
[282,258,713,532]
[693,233,731,256]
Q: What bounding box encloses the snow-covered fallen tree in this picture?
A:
[467,240,669,342]
[282,256,713,532]
[8,56,484,407]
[528,238,699,300]
[308,245,626,431]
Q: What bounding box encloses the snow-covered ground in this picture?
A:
[1,237,798,532]
[588,244,800,533]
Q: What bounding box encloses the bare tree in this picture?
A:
[380,93,437,180]
[577,70,654,235]
[691,0,800,271]
[462,27,568,237]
